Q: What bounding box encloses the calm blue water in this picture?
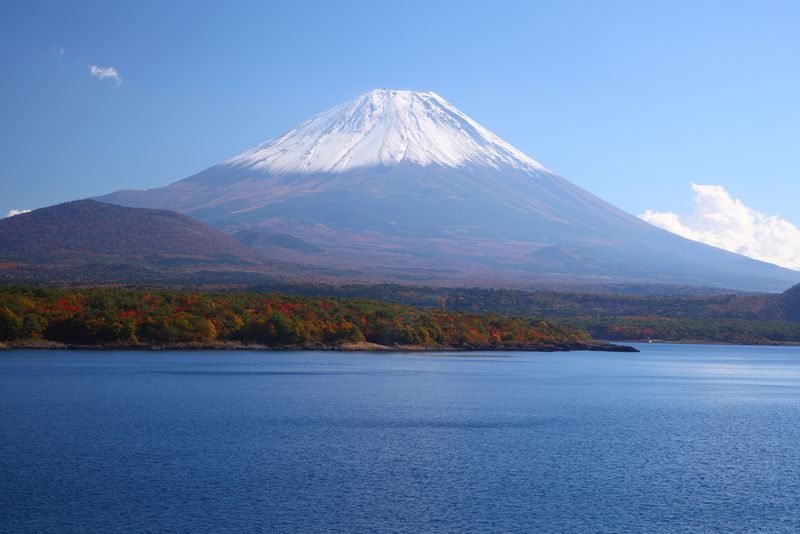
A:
[1,345,800,533]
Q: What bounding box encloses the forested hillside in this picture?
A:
[762,283,800,322]
[245,283,800,344]
[0,286,625,351]
[0,200,259,261]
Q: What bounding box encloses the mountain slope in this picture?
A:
[762,284,800,321]
[0,200,259,262]
[98,89,800,292]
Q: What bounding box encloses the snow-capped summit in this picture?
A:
[224,89,549,174]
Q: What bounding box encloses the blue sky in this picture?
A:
[2,1,799,231]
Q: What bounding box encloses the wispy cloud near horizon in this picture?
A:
[641,183,800,271]
[89,64,122,86]
[5,209,31,218]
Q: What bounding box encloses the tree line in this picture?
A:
[0,286,592,349]
[245,283,800,344]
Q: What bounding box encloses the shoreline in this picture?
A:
[622,339,800,347]
[0,339,638,353]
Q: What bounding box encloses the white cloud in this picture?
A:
[89,64,122,86]
[641,184,800,271]
[59,47,65,56]
[5,209,31,218]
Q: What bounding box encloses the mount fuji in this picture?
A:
[98,89,799,291]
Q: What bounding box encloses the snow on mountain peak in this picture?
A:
[224,89,550,174]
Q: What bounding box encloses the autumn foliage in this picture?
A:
[0,286,591,349]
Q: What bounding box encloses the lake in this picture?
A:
[1,344,799,532]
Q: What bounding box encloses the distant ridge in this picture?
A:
[97,89,800,292]
[762,284,800,321]
[0,200,269,283]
